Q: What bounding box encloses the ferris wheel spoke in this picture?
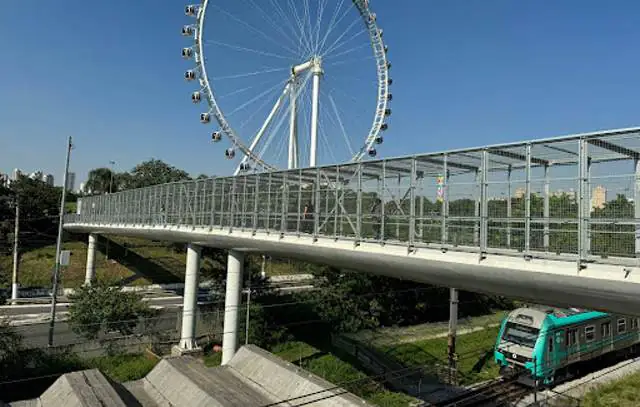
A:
[301,0,316,53]
[212,67,288,81]
[323,29,369,59]
[312,0,329,54]
[325,40,370,61]
[318,115,339,165]
[283,0,312,57]
[204,39,294,61]
[226,79,289,117]
[266,0,309,59]
[243,0,301,53]
[317,0,352,55]
[325,93,356,158]
[325,55,375,68]
[321,16,365,57]
[209,2,299,57]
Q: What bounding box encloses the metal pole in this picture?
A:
[245,261,252,345]
[11,198,19,302]
[48,136,73,347]
[447,287,458,382]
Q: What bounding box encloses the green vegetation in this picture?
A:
[348,311,507,346]
[379,326,501,385]
[84,353,159,382]
[577,370,640,407]
[0,240,145,288]
[68,283,157,340]
[0,320,157,402]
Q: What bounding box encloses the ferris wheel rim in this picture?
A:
[190,0,391,169]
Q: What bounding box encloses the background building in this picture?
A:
[66,172,76,191]
[591,185,607,210]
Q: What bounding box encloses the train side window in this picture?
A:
[618,318,627,333]
[601,322,611,337]
[585,325,595,342]
[565,329,578,347]
[632,318,639,330]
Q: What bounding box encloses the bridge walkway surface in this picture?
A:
[65,127,640,315]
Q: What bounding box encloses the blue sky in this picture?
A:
[0,0,638,185]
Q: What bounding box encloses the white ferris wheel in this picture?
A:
[182,0,392,174]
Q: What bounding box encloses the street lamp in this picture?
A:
[108,160,116,194]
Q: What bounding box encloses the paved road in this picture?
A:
[0,295,192,318]
[13,308,183,349]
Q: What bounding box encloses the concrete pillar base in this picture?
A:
[171,344,203,357]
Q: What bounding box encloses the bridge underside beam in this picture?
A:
[64,224,640,317]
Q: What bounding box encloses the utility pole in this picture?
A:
[11,197,19,303]
[48,136,73,347]
[447,287,459,384]
[106,160,115,260]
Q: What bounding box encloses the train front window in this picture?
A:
[502,322,539,348]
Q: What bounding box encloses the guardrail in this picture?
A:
[67,128,640,268]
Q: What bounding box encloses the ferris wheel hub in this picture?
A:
[291,56,323,76]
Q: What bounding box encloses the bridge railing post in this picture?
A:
[525,143,532,255]
[357,162,363,242]
[480,149,489,256]
[578,138,592,266]
[314,168,320,239]
[408,158,417,249]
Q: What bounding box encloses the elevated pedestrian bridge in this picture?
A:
[66,128,640,315]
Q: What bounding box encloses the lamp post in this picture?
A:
[108,160,116,194]
[106,160,116,261]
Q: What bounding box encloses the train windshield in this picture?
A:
[502,322,539,348]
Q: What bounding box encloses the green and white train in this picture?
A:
[494,306,640,386]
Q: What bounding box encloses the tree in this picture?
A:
[0,319,23,380]
[85,167,117,194]
[68,283,157,341]
[128,159,191,188]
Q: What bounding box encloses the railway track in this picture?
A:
[433,378,531,407]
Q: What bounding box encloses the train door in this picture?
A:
[563,327,580,365]
[544,331,557,381]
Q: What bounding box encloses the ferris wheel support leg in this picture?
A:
[234,84,290,175]
[309,70,321,168]
[288,81,299,170]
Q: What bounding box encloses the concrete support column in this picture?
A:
[84,234,97,286]
[176,243,202,352]
[635,159,640,257]
[222,249,244,365]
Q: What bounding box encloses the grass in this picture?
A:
[84,352,159,382]
[576,370,640,407]
[0,240,146,289]
[348,311,508,346]
[0,235,308,290]
[379,325,502,386]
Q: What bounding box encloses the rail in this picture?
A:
[66,127,640,269]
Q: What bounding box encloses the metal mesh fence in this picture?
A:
[67,128,640,266]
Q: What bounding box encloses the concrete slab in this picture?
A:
[11,370,135,407]
[7,346,375,407]
[142,356,274,407]
[7,400,40,407]
[228,345,375,407]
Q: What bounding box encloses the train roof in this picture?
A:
[536,306,609,327]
